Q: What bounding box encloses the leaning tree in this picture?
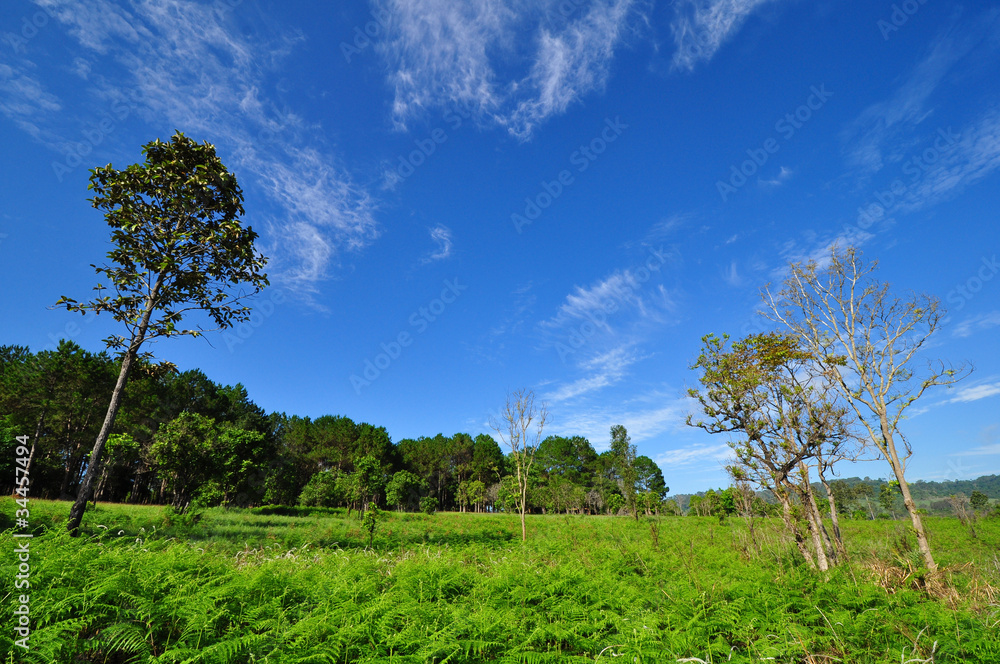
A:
[56,132,269,535]
[688,332,854,571]
[764,246,970,571]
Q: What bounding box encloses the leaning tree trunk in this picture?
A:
[792,478,829,572]
[67,275,161,536]
[66,345,141,534]
[799,467,836,566]
[24,407,46,483]
[883,425,937,571]
[818,468,847,560]
[778,489,815,569]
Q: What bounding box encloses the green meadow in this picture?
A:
[2,499,998,663]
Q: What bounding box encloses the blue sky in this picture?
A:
[1,0,999,494]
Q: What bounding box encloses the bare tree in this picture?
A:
[490,388,548,541]
[765,246,971,571]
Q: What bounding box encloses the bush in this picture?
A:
[420,496,439,515]
[386,471,426,512]
[299,471,339,507]
[163,502,203,528]
[361,506,382,547]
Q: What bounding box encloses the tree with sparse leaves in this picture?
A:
[764,245,970,571]
[56,132,269,535]
[490,388,548,541]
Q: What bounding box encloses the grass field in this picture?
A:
[2,499,998,663]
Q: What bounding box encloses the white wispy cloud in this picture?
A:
[954,444,1000,457]
[548,394,694,449]
[28,0,378,297]
[841,33,965,176]
[953,425,999,457]
[841,13,1000,179]
[669,0,781,72]
[773,227,875,276]
[0,62,62,139]
[374,0,644,139]
[505,0,636,139]
[488,282,535,341]
[542,253,677,334]
[953,310,1000,338]
[543,344,639,402]
[721,260,742,287]
[893,110,1000,214]
[948,381,1000,404]
[655,442,732,467]
[546,271,641,329]
[759,165,792,187]
[421,224,453,263]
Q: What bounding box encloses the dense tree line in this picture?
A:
[0,341,667,516]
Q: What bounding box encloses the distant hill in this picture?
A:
[827,475,1000,500]
[668,474,999,514]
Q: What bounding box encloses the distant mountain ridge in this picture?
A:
[668,474,999,514]
[828,475,1000,500]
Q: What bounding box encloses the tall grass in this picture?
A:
[1,499,997,662]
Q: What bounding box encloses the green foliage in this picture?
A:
[879,481,902,517]
[2,499,998,663]
[420,496,439,515]
[52,132,270,534]
[150,412,268,509]
[361,504,382,547]
[386,470,427,511]
[496,476,520,514]
[55,132,269,350]
[298,470,340,507]
[457,479,486,512]
[605,493,625,515]
[610,425,639,520]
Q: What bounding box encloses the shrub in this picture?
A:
[361,505,382,547]
[420,496,439,515]
[299,470,339,507]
